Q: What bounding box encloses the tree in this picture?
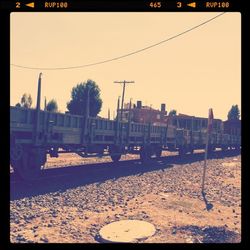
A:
[67,79,102,117]
[227,105,240,120]
[168,109,177,116]
[46,99,58,112]
[20,93,32,108]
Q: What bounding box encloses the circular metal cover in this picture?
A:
[99,219,156,243]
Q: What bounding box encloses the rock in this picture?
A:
[172,226,177,235]
[193,237,202,243]
[26,240,34,243]
[185,236,193,243]
[40,235,49,243]
[10,153,241,243]
[14,219,20,224]
[16,234,26,242]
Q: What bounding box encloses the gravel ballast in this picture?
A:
[10,151,241,243]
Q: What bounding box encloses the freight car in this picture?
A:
[10,74,241,180]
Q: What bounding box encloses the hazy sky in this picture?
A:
[10,12,241,120]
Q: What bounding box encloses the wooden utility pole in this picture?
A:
[114,80,134,122]
[114,80,134,145]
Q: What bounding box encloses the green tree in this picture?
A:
[46,99,58,112]
[67,79,102,117]
[168,109,177,116]
[227,105,240,120]
[20,93,32,108]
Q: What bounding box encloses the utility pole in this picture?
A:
[114,80,134,122]
[114,80,134,145]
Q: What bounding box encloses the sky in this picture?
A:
[10,12,241,120]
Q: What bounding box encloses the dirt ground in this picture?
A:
[10,151,241,243]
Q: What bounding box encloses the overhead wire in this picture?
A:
[11,12,226,70]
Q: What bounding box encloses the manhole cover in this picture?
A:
[99,220,156,243]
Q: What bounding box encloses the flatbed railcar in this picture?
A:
[10,74,241,180]
[10,105,175,179]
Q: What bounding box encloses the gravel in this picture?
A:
[10,152,241,243]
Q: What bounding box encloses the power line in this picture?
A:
[11,12,226,71]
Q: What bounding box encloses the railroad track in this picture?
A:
[10,149,240,200]
[10,149,240,183]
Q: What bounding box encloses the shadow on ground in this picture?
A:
[175,225,240,243]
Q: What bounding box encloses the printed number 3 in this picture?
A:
[177,2,182,8]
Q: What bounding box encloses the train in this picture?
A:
[10,74,241,180]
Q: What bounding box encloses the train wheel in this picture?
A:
[178,146,186,157]
[155,147,162,159]
[109,146,122,163]
[207,146,214,155]
[189,147,194,154]
[10,143,24,179]
[11,147,45,181]
[111,154,122,163]
[140,146,152,163]
[20,151,42,180]
[10,143,23,162]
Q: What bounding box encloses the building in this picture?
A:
[117,101,168,125]
[168,113,223,132]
